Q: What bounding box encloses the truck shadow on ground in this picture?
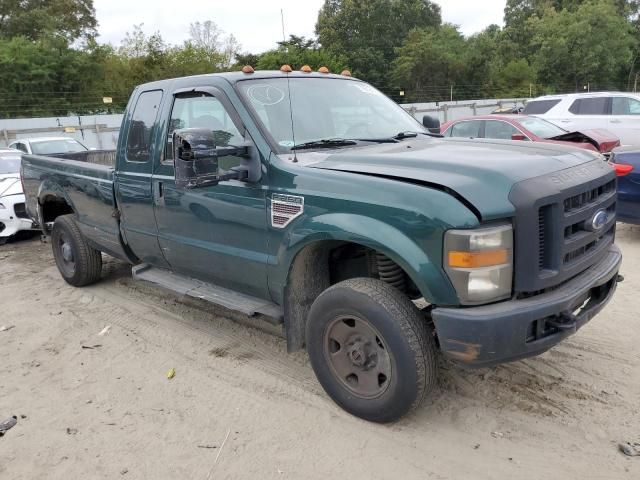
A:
[98,253,633,423]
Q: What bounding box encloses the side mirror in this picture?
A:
[174,128,220,188]
[511,133,527,141]
[422,115,441,134]
[173,128,249,189]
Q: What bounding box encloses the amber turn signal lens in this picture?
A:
[448,250,508,268]
[301,65,313,73]
[318,66,329,73]
[280,64,293,73]
[241,65,254,74]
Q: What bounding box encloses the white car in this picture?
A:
[0,149,38,244]
[523,92,640,146]
[8,136,88,155]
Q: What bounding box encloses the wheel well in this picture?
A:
[40,195,74,232]
[283,241,420,352]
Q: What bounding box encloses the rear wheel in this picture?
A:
[306,278,437,423]
[51,214,102,287]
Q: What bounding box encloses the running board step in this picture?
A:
[132,264,283,325]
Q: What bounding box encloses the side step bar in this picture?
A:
[132,264,283,325]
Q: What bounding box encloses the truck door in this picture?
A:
[115,89,170,268]
[152,87,269,299]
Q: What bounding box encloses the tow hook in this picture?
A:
[548,311,578,331]
[617,274,625,283]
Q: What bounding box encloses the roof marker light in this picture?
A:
[301,65,313,73]
[241,65,254,74]
[318,66,330,74]
[280,64,292,73]
[340,69,352,77]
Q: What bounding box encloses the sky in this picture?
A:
[93,0,507,53]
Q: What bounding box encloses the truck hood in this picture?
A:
[305,137,604,220]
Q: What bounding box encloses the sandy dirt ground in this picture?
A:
[0,225,639,480]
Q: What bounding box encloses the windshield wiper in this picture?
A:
[291,138,358,150]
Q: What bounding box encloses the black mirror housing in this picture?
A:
[173,128,220,188]
[422,115,441,134]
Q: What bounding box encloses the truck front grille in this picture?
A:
[510,160,616,294]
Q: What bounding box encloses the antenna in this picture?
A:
[281,9,286,43]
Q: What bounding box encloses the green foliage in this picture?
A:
[316,0,441,85]
[391,25,468,101]
[527,1,634,90]
[1,0,640,118]
[0,0,97,42]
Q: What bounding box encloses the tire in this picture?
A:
[51,214,102,287]
[306,278,437,423]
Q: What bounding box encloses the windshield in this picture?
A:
[31,139,87,155]
[237,77,427,151]
[519,117,566,138]
[0,154,21,174]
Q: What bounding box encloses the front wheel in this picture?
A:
[306,278,437,423]
[51,214,102,287]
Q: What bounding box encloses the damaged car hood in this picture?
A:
[305,137,608,220]
[0,177,22,197]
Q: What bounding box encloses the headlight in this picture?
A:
[444,223,513,304]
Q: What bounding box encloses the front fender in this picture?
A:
[270,213,459,306]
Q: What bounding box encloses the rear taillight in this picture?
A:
[613,163,634,177]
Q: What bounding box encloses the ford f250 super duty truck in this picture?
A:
[22,68,622,423]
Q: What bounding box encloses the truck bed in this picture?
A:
[21,151,128,260]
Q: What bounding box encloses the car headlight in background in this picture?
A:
[444,223,513,305]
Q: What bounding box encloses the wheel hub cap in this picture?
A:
[346,336,377,369]
[324,316,392,399]
[61,242,73,262]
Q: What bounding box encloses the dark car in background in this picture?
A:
[441,115,620,157]
[610,147,640,224]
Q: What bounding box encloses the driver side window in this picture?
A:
[166,94,243,172]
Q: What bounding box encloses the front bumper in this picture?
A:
[432,244,621,367]
[0,194,37,238]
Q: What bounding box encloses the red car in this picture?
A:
[440,115,620,156]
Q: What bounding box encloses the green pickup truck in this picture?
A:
[22,69,622,422]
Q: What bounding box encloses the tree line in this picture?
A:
[0,0,639,118]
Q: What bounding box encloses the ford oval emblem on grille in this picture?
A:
[588,209,609,231]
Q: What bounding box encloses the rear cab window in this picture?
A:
[523,99,561,115]
[126,90,164,165]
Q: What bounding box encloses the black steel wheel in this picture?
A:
[51,214,102,287]
[306,278,437,423]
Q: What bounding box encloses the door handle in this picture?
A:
[610,119,622,124]
[155,181,164,202]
